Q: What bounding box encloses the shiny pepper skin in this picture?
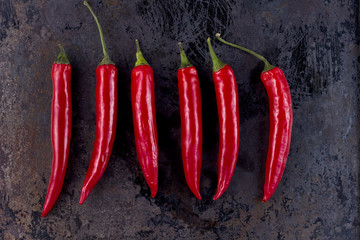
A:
[131,40,159,197]
[80,65,118,204]
[215,34,293,202]
[131,64,159,197]
[177,65,203,200]
[80,1,118,204]
[42,46,72,217]
[212,65,240,200]
[207,38,240,200]
[261,67,293,202]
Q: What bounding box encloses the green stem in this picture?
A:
[178,42,193,69]
[207,37,226,72]
[54,44,70,64]
[84,1,114,66]
[134,39,149,67]
[215,33,275,72]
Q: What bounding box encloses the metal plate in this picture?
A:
[0,0,359,239]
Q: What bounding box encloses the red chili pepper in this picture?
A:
[216,34,293,202]
[80,1,118,204]
[42,45,72,217]
[177,42,202,200]
[207,38,240,200]
[131,40,158,197]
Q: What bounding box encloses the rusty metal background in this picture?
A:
[0,0,359,239]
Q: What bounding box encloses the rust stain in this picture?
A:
[261,11,276,24]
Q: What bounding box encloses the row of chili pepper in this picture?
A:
[42,1,293,217]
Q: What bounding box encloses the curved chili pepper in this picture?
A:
[177,42,202,200]
[42,45,72,217]
[216,34,293,202]
[131,40,158,197]
[80,1,118,204]
[207,38,240,200]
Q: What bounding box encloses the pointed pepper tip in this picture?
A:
[79,195,85,205]
[194,192,202,200]
[213,191,222,200]
[262,195,270,202]
[79,187,89,205]
[41,209,48,218]
[150,188,158,198]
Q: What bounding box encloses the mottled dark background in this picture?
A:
[0,0,359,239]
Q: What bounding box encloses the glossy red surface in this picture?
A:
[212,64,240,200]
[80,64,118,204]
[42,63,72,217]
[177,66,202,200]
[261,67,293,202]
[131,64,159,198]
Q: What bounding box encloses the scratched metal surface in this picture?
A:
[0,0,359,239]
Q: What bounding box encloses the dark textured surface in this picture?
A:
[0,0,359,239]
